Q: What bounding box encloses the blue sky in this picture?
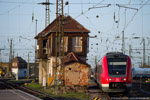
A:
[0,0,150,67]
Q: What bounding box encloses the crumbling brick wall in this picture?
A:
[65,63,89,86]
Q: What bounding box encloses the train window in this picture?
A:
[72,36,82,52]
[107,58,127,77]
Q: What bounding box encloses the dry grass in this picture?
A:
[25,83,89,100]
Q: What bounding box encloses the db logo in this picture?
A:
[116,78,119,82]
[93,97,101,100]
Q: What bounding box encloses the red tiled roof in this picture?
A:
[35,16,90,39]
[63,52,90,66]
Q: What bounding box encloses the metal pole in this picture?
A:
[38,0,50,27]
[61,0,65,93]
[55,0,64,94]
[0,49,4,64]
[34,19,38,78]
[148,56,150,67]
[55,0,58,94]
[143,38,145,67]
[45,0,50,27]
[27,52,30,79]
[95,56,97,65]
[140,76,142,88]
[122,31,125,54]
[129,44,131,58]
[9,39,12,74]
[12,48,15,59]
[0,49,4,71]
[6,39,12,77]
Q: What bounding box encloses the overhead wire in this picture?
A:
[0,4,21,15]
[75,0,106,19]
[0,1,150,5]
[75,0,120,53]
[82,14,99,34]
[1,0,149,63]
[123,0,150,31]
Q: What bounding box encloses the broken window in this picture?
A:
[72,36,82,52]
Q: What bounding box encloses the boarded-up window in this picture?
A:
[72,36,82,52]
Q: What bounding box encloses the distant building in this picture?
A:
[11,57,27,78]
[0,62,9,77]
[0,62,9,73]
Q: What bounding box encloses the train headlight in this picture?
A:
[109,78,114,81]
[121,78,126,81]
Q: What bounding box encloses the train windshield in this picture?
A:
[107,58,127,77]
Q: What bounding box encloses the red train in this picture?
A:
[94,52,132,92]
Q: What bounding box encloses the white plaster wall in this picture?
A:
[48,57,55,77]
[47,57,61,77]
[12,68,18,76]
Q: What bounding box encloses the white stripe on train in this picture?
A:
[102,84,132,87]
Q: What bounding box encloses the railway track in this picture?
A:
[0,80,57,100]
[109,88,150,100]
[109,93,131,100]
[2,79,150,100]
[89,88,111,100]
[0,81,15,89]
[88,80,111,100]
[19,86,57,100]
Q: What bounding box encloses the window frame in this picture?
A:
[61,36,68,52]
[72,36,83,53]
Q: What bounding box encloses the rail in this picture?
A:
[0,80,57,100]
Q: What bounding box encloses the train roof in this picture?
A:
[106,52,128,58]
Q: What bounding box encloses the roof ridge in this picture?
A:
[35,15,90,39]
